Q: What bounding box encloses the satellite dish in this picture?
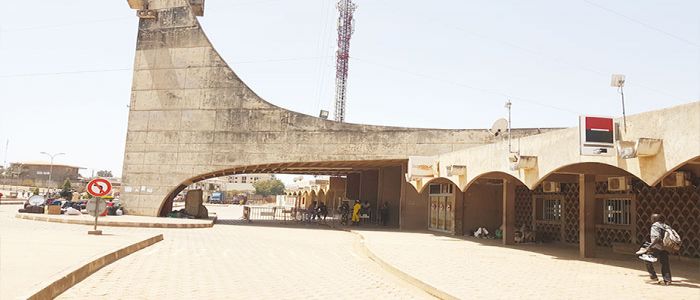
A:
[28,195,45,206]
[489,118,509,137]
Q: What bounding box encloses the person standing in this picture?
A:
[380,202,389,226]
[637,213,672,285]
[318,202,328,221]
[352,200,362,226]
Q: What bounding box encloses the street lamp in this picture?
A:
[40,152,65,192]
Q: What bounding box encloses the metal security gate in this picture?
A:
[429,183,455,232]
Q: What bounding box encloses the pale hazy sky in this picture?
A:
[0,0,698,178]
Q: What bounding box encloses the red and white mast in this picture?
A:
[333,0,357,123]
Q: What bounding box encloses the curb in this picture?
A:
[23,234,164,300]
[328,224,458,300]
[0,200,25,205]
[15,213,214,228]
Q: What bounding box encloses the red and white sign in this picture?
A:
[580,115,616,156]
[87,178,112,197]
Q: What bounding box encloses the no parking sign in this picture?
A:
[87,178,112,197]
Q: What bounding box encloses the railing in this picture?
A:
[235,206,383,227]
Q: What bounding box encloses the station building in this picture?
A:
[121,0,699,260]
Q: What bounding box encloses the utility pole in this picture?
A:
[333,0,357,123]
[40,152,65,191]
[3,139,8,168]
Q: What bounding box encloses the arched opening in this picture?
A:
[154,160,409,226]
[462,172,527,243]
[523,161,700,259]
[420,178,460,234]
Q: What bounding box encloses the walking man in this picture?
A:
[637,213,672,285]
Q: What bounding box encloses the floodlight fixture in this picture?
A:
[611,74,627,132]
[319,110,329,119]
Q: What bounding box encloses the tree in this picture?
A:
[252,179,285,196]
[60,178,73,200]
[96,170,113,177]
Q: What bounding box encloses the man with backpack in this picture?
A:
[636,213,681,285]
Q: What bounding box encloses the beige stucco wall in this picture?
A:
[121,0,548,216]
[421,101,700,190]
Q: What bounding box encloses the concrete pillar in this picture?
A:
[346,173,361,200]
[502,179,516,245]
[453,190,464,236]
[378,166,402,227]
[579,174,596,258]
[360,170,379,207]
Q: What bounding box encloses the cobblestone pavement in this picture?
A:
[357,230,700,300]
[58,224,432,299]
[0,204,152,299]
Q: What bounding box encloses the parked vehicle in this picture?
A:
[209,192,224,204]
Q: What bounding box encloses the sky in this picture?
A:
[0,0,698,179]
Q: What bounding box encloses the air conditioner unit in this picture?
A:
[661,172,691,188]
[542,181,560,193]
[607,176,629,191]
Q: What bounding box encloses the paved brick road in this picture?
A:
[0,204,153,299]
[58,224,431,299]
[357,230,700,300]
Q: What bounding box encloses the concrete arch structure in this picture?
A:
[462,171,527,192]
[652,155,700,187]
[121,0,547,216]
[417,177,461,194]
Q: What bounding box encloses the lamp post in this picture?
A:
[40,152,65,193]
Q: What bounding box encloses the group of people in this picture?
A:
[337,200,390,226]
[305,201,329,222]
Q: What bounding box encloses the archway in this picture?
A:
[462,172,527,244]
[419,178,461,234]
[156,160,407,216]
[523,161,699,259]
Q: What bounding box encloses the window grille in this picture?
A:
[543,199,562,221]
[604,199,631,225]
[429,183,453,195]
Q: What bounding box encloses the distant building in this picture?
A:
[228,174,273,184]
[6,161,82,187]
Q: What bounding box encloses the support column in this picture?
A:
[346,173,361,200]
[579,174,596,258]
[502,179,516,245]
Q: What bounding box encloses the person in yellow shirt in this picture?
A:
[352,200,362,226]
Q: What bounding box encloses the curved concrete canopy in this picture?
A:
[121,0,550,216]
[427,101,700,190]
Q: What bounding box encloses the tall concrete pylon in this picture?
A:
[122,0,546,216]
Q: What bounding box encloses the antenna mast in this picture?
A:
[333,0,357,123]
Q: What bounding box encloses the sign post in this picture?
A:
[86,178,112,235]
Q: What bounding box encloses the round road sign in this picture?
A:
[87,178,112,197]
[87,198,107,217]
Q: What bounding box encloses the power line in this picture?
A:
[350,56,580,115]
[232,56,329,64]
[368,0,690,102]
[0,68,131,78]
[448,25,687,102]
[0,17,132,32]
[0,56,331,78]
[583,0,699,48]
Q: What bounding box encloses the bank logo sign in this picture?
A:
[580,116,615,156]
